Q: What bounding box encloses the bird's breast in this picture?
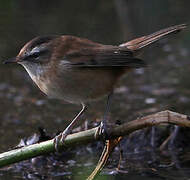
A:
[20,62,51,95]
[20,61,126,104]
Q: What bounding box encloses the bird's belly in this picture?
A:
[41,68,123,104]
[21,62,123,104]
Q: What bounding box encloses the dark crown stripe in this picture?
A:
[30,36,58,49]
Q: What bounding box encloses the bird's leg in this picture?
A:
[95,92,113,140]
[54,103,86,151]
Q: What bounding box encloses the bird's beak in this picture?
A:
[3,57,17,64]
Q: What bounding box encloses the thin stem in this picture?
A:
[63,103,86,135]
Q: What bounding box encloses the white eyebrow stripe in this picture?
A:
[26,46,48,57]
[30,46,41,54]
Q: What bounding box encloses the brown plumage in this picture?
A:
[5,24,186,150]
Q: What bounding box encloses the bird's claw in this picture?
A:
[53,132,67,152]
[95,122,109,140]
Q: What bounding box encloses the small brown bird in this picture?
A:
[5,24,186,150]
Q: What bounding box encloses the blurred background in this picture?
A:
[0,0,189,179]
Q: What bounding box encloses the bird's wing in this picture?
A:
[64,46,146,68]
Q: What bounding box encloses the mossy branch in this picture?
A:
[0,110,190,168]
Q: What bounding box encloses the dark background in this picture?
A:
[0,0,189,179]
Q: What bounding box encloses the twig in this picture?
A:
[0,110,189,168]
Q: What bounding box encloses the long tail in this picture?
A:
[120,24,186,51]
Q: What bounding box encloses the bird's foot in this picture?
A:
[95,121,110,140]
[53,132,67,152]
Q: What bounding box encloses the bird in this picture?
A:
[4,24,186,150]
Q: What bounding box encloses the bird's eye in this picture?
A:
[23,49,48,62]
[23,52,40,61]
[29,52,40,59]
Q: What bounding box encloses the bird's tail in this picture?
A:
[120,24,186,51]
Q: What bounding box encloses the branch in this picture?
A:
[110,110,190,137]
[0,110,190,168]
